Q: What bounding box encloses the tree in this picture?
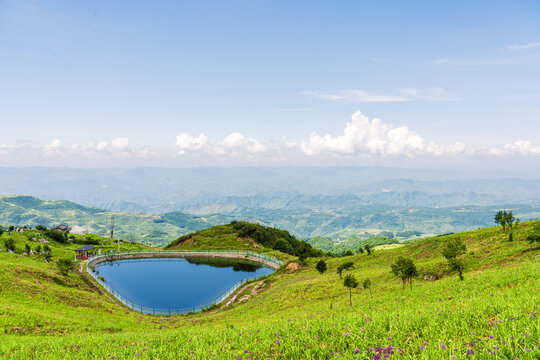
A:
[494,211,505,230]
[391,257,419,290]
[0,227,4,237]
[526,221,540,245]
[43,244,52,261]
[363,278,372,298]
[315,260,327,274]
[442,238,467,280]
[337,261,354,279]
[343,250,353,256]
[25,243,31,254]
[448,258,465,281]
[504,211,516,231]
[364,244,374,255]
[442,238,466,260]
[343,274,359,306]
[356,246,364,254]
[56,258,73,276]
[35,244,42,253]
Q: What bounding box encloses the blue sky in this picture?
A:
[1,0,539,170]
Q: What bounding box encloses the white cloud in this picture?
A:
[507,42,540,52]
[299,111,467,157]
[272,107,312,112]
[111,137,129,150]
[486,140,540,156]
[43,139,62,155]
[176,133,209,154]
[40,137,137,159]
[301,90,408,103]
[175,132,268,157]
[435,58,452,65]
[301,88,459,103]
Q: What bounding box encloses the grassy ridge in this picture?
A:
[0,222,539,359]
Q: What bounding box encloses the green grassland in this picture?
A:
[0,222,539,359]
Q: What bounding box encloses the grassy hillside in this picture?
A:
[0,195,240,247]
[0,222,539,359]
[165,222,323,259]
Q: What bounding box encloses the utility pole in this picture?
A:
[110,215,117,252]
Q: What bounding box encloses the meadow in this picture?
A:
[0,222,538,359]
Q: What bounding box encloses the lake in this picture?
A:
[94,257,274,312]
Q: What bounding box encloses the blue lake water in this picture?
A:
[94,257,274,310]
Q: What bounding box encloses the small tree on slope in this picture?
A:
[343,274,359,306]
[391,257,419,290]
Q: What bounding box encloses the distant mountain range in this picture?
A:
[0,195,243,246]
[1,167,539,214]
[1,195,539,250]
[1,167,539,249]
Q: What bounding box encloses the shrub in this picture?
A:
[3,238,15,252]
[25,243,31,254]
[363,278,372,297]
[526,221,540,244]
[45,230,67,243]
[315,260,327,274]
[56,258,74,276]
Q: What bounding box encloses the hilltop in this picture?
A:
[0,220,538,358]
[165,221,325,259]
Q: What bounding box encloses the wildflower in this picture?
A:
[488,335,494,339]
[387,337,392,340]
[441,345,447,350]
[467,349,474,355]
[354,348,360,354]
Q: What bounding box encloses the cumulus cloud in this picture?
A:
[486,140,540,156]
[38,137,153,159]
[176,133,209,154]
[175,132,267,156]
[298,111,467,157]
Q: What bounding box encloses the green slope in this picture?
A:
[0,221,539,359]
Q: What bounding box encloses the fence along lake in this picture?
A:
[94,257,274,311]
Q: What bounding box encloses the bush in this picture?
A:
[25,243,31,254]
[56,258,74,276]
[45,230,67,243]
[3,238,15,252]
[315,260,327,274]
[526,221,540,244]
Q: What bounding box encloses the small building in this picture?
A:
[75,245,96,260]
[53,225,72,234]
